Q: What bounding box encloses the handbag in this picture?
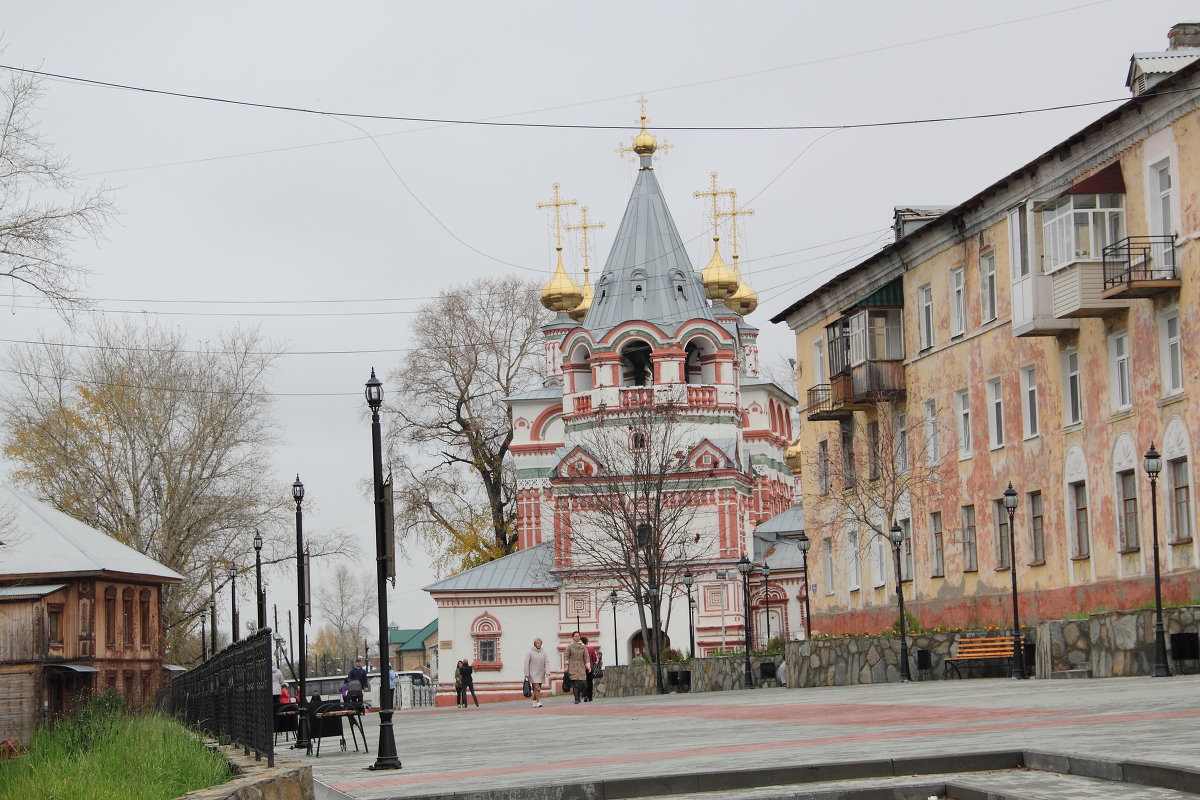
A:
[562,671,572,690]
[522,679,532,698]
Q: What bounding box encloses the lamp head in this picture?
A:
[609,589,618,602]
[1002,481,1018,511]
[1144,442,1162,478]
[646,584,659,600]
[292,474,304,503]
[682,569,694,588]
[253,529,263,551]
[229,563,238,579]
[365,368,384,410]
[762,563,771,579]
[736,553,752,575]
[888,523,903,545]
[796,532,811,553]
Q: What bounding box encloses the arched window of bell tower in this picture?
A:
[683,337,717,385]
[569,344,594,392]
[620,340,654,387]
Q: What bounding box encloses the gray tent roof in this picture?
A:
[0,486,183,582]
[584,166,714,335]
[753,506,807,570]
[424,542,559,592]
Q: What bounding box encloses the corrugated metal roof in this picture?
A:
[0,486,184,582]
[584,166,715,335]
[845,276,904,312]
[754,506,805,537]
[0,583,69,598]
[424,542,559,592]
[1131,51,1200,74]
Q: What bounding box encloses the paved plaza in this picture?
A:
[290,676,1200,800]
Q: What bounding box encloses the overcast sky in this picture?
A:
[1,1,1193,647]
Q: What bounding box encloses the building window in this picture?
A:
[1110,331,1131,411]
[812,339,826,384]
[872,535,886,587]
[139,590,151,647]
[1118,469,1139,551]
[955,389,971,457]
[1171,459,1191,542]
[867,421,881,480]
[1020,366,1039,438]
[987,378,1004,449]
[1029,491,1045,563]
[822,538,834,593]
[48,604,63,647]
[895,412,909,473]
[840,422,855,488]
[924,400,939,464]
[1150,159,1173,237]
[961,505,977,572]
[1064,349,1082,425]
[950,267,965,335]
[1072,481,1090,557]
[478,639,496,662]
[1007,205,1030,278]
[847,529,861,591]
[104,587,116,646]
[994,499,1011,569]
[931,512,945,577]
[1041,193,1125,272]
[980,252,997,323]
[918,284,933,350]
[122,589,134,647]
[817,440,830,494]
[1161,311,1183,395]
[899,518,913,581]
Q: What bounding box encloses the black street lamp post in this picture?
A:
[797,533,813,639]
[366,369,402,770]
[1002,483,1025,679]
[887,524,912,683]
[737,554,753,688]
[200,613,207,661]
[1144,443,1172,678]
[682,570,695,658]
[253,529,267,632]
[610,590,619,666]
[762,563,772,648]
[209,596,217,656]
[229,563,240,643]
[646,583,664,693]
[292,475,311,753]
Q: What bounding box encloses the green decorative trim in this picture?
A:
[748,453,790,474]
[516,468,554,479]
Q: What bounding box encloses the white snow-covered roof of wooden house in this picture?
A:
[0,486,184,583]
[424,541,559,592]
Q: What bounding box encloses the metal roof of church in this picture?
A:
[423,542,559,592]
[0,485,183,582]
[583,165,715,335]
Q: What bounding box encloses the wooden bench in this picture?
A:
[944,636,1021,678]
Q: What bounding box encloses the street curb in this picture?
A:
[369,749,1200,800]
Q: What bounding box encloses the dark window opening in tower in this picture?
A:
[630,429,648,451]
[621,340,653,386]
[635,284,643,293]
[684,337,717,385]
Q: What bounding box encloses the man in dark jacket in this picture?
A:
[346,658,370,707]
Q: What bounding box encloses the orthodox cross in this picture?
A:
[537,183,578,250]
[565,206,606,279]
[716,190,755,262]
[614,93,673,160]
[693,172,736,240]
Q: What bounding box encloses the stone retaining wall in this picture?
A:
[175,745,313,800]
[595,655,785,697]
[1036,606,1200,678]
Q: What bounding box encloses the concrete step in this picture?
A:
[1049,668,1093,679]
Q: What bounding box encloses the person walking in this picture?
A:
[565,631,590,705]
[388,665,398,708]
[461,659,480,707]
[454,660,467,708]
[271,661,285,704]
[523,638,548,708]
[581,636,599,702]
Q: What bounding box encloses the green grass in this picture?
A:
[0,691,230,800]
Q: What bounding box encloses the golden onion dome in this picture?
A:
[700,237,738,301]
[726,256,758,315]
[785,435,804,474]
[633,114,657,156]
[569,270,593,323]
[540,248,584,312]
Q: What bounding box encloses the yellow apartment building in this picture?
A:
[771,25,1200,634]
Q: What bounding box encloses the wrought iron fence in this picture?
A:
[1102,235,1177,289]
[159,627,275,767]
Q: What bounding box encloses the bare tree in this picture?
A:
[1,69,113,310]
[564,399,712,685]
[0,320,342,655]
[315,563,375,673]
[385,276,546,572]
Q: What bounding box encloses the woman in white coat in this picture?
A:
[523,638,549,708]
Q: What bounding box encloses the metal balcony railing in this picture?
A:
[1103,235,1177,289]
[807,384,834,414]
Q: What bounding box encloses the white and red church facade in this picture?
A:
[425,122,807,704]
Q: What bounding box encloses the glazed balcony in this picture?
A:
[807,361,904,421]
[1101,236,1179,299]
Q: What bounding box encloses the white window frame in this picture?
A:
[1028,490,1045,563]
[994,499,1011,570]
[1160,309,1183,396]
[1007,206,1030,278]
[1041,193,1125,272]
[895,412,909,473]
[1063,348,1082,425]
[1149,158,1174,239]
[846,529,861,591]
[961,505,978,572]
[1020,365,1039,439]
[899,518,913,581]
[812,338,826,385]
[1170,458,1192,543]
[1117,468,1140,551]
[950,267,965,336]
[980,252,997,323]
[918,284,933,350]
[1109,331,1132,411]
[930,511,945,577]
[987,378,1004,449]
[923,399,939,464]
[872,534,886,588]
[955,388,972,458]
[817,439,830,495]
[822,538,834,594]
[1071,480,1090,558]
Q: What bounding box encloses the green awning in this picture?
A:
[845,276,903,312]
